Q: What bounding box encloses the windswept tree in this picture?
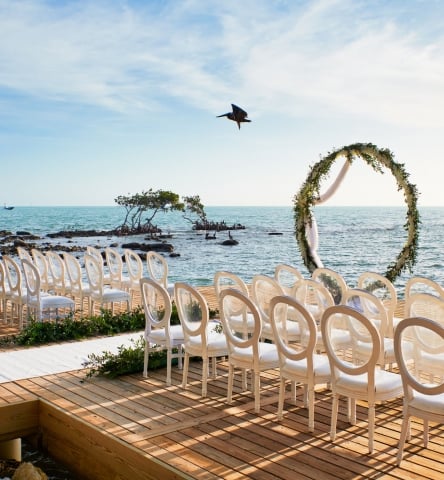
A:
[182,195,207,227]
[115,189,184,232]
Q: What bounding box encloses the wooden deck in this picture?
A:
[1,289,443,479]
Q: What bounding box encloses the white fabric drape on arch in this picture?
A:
[305,159,351,268]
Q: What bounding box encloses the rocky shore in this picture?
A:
[0,228,176,258]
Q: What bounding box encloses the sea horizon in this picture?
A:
[1,205,443,293]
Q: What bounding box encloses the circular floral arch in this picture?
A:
[293,143,420,283]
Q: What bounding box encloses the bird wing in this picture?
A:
[231,104,248,120]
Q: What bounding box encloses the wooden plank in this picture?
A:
[2,339,442,480]
[0,400,39,442]
[39,400,193,480]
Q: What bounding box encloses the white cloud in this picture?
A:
[0,0,443,126]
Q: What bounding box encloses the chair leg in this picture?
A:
[202,358,208,397]
[397,410,410,466]
[277,377,286,420]
[143,343,149,378]
[291,380,297,404]
[308,387,314,432]
[331,393,339,441]
[349,398,356,425]
[368,404,375,454]
[182,353,190,389]
[254,371,261,413]
[166,349,172,386]
[227,364,234,404]
[303,385,308,408]
[211,356,217,379]
[424,419,429,448]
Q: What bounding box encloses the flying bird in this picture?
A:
[217,104,251,129]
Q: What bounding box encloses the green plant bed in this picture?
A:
[0,304,191,348]
[83,336,174,379]
[0,308,145,348]
[83,308,219,379]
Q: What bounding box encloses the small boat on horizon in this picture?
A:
[4,204,14,210]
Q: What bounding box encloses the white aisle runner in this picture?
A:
[0,332,143,383]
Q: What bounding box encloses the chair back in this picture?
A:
[395,316,444,396]
[343,288,389,337]
[312,267,348,304]
[124,249,144,285]
[86,246,104,264]
[146,251,169,288]
[3,255,24,298]
[270,295,318,365]
[214,271,249,297]
[321,305,381,389]
[46,251,69,295]
[17,247,33,263]
[291,278,334,323]
[357,271,398,335]
[84,253,104,297]
[140,277,172,338]
[405,276,444,300]
[274,264,303,295]
[0,260,8,296]
[251,274,285,331]
[405,293,444,326]
[63,252,83,294]
[174,282,210,351]
[31,248,52,291]
[219,288,261,357]
[21,259,42,305]
[105,247,124,289]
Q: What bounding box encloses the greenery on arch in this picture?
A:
[293,142,420,283]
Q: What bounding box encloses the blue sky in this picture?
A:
[1,0,443,207]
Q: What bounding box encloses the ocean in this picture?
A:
[1,205,443,294]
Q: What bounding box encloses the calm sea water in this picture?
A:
[1,205,443,293]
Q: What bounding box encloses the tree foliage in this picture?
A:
[182,195,207,225]
[115,189,185,232]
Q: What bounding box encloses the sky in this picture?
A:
[1,0,443,207]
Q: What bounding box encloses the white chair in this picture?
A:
[404,293,444,376]
[405,292,444,327]
[343,288,397,370]
[105,247,131,291]
[63,252,91,313]
[251,274,287,342]
[357,271,401,338]
[22,259,75,322]
[214,271,254,337]
[86,245,111,285]
[46,251,72,297]
[84,254,131,315]
[291,278,335,324]
[321,305,403,453]
[46,251,71,296]
[270,295,330,431]
[140,277,184,386]
[147,251,174,297]
[312,267,348,305]
[291,278,335,351]
[394,317,444,465]
[3,255,27,328]
[0,260,11,323]
[174,282,228,397]
[31,248,54,293]
[124,249,144,307]
[405,276,444,303]
[17,246,33,263]
[274,264,304,295]
[219,288,279,413]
